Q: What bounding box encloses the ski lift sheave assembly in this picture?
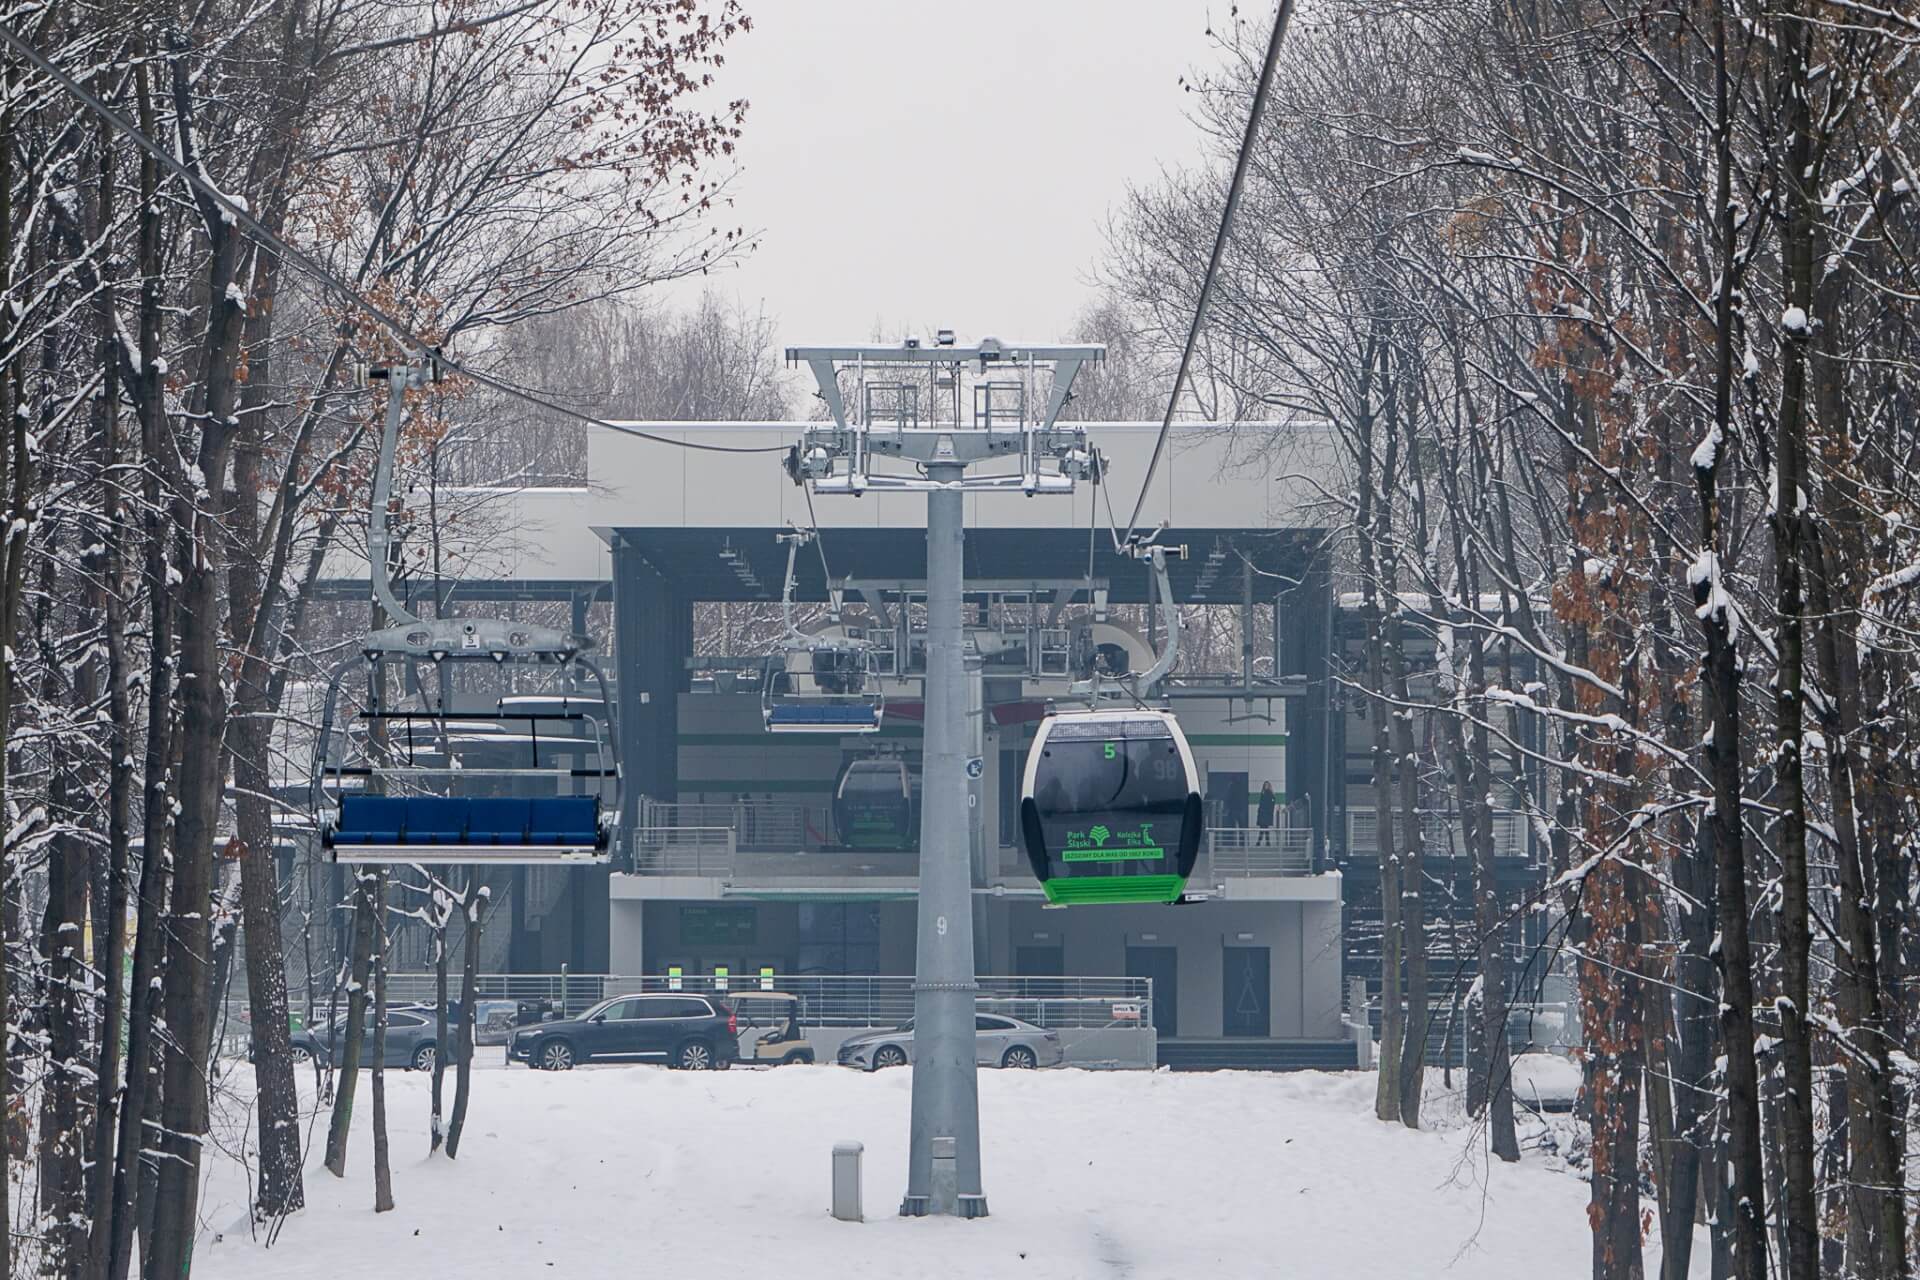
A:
[1019,544,1206,905]
[312,358,622,865]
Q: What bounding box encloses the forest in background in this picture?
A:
[1,0,1918,1278]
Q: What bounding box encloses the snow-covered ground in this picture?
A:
[194,1060,1692,1279]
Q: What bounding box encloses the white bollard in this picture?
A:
[832,1141,864,1222]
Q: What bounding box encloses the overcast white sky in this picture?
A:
[664,1,1231,347]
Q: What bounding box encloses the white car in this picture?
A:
[836,1013,1064,1070]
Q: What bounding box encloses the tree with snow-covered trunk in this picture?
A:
[372,867,395,1213]
[325,866,378,1178]
[444,875,490,1159]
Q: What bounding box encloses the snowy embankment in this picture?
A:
[195,1063,1689,1279]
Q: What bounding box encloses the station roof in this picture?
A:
[313,420,1341,603]
[603,525,1322,606]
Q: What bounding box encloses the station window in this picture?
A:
[797,903,880,975]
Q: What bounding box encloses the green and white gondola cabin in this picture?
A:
[1019,709,1203,905]
[833,758,915,851]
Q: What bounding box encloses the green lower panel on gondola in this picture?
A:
[1041,874,1188,906]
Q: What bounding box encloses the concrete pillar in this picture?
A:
[609,899,645,977]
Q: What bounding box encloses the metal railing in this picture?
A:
[1346,808,1530,858]
[1205,828,1314,874]
[630,826,734,875]
[640,799,820,851]
[357,971,1151,1025]
[1354,995,1578,1067]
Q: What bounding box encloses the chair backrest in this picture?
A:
[465,797,532,840]
[405,796,469,841]
[529,795,599,842]
[339,795,407,836]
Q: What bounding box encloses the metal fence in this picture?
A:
[630,825,734,874]
[628,820,1321,881]
[1346,808,1531,858]
[640,799,818,852]
[359,971,1151,1026]
[1205,828,1314,874]
[215,972,1155,1068]
[1357,996,1576,1067]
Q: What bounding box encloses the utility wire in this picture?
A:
[0,22,789,456]
[1118,0,1296,546]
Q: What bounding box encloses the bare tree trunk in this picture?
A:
[227,257,306,1224]
[1352,331,1403,1125]
[1587,648,1646,1280]
[1807,530,1901,1280]
[1381,345,1428,1129]
[1695,10,1767,1275]
[445,876,485,1159]
[0,44,27,1280]
[39,539,91,1276]
[1861,701,1909,1280]
[372,870,394,1212]
[1660,815,1718,1280]
[1439,412,1516,1160]
[430,887,451,1153]
[86,83,136,1277]
[324,869,377,1177]
[144,38,253,1271]
[106,62,175,1280]
[1389,612,1428,1130]
[1765,11,1819,1275]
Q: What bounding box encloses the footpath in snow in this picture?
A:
[194,1062,1680,1279]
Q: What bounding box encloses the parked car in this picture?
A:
[290,1005,440,1072]
[836,1013,1063,1071]
[508,993,739,1071]
[474,1000,521,1046]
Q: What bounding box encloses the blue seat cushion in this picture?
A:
[529,795,598,844]
[338,795,406,844]
[405,797,470,845]
[465,798,531,844]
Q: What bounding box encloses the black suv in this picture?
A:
[508,994,738,1071]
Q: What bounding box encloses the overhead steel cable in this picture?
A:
[1117,0,1296,548]
[0,21,789,456]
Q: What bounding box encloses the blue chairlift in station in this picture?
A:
[762,529,885,735]
[311,359,621,864]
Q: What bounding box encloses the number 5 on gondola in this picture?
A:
[1018,709,1203,905]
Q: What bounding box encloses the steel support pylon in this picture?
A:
[781,336,1105,1221]
[900,465,987,1218]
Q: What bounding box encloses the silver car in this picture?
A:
[289,1005,441,1072]
[836,1013,1064,1071]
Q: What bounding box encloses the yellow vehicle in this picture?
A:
[731,992,817,1066]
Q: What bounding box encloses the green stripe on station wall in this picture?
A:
[1185,733,1290,746]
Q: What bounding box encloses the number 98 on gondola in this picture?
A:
[1018,709,1203,905]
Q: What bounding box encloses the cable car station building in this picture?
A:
[360,397,1355,1068]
